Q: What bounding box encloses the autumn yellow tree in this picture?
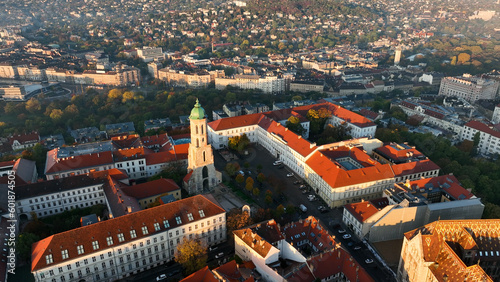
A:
[175,239,208,275]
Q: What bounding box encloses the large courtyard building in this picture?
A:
[397,219,500,282]
[438,75,499,103]
[31,195,226,282]
[207,102,439,207]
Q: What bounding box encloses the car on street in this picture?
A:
[299,204,308,213]
[347,242,354,247]
[317,206,325,210]
[286,172,294,177]
[273,161,282,166]
[215,252,224,259]
[209,246,218,251]
[318,206,329,213]
[343,234,351,239]
[293,180,301,185]
[338,229,346,234]
[354,246,362,250]
[365,259,374,264]
[278,164,285,169]
[299,184,306,189]
[156,274,167,281]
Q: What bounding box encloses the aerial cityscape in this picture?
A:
[0,0,499,281]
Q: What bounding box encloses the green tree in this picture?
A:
[225,162,240,177]
[25,98,41,113]
[226,209,253,234]
[49,109,64,121]
[252,188,260,196]
[285,116,305,135]
[107,88,123,100]
[228,133,250,151]
[17,233,40,263]
[175,239,208,275]
[257,173,266,183]
[236,174,245,184]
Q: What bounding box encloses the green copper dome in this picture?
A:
[189,98,206,120]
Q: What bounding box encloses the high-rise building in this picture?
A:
[394,46,402,65]
[184,99,218,194]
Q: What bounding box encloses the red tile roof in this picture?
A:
[0,160,15,168]
[404,175,474,201]
[208,113,263,131]
[45,149,114,174]
[305,147,394,189]
[31,195,225,272]
[120,178,179,200]
[344,201,381,223]
[180,266,219,282]
[292,102,376,128]
[258,118,317,157]
[111,134,142,149]
[141,134,171,149]
[374,143,424,163]
[391,159,440,177]
[8,131,40,145]
[282,216,336,252]
[213,260,244,282]
[308,249,374,282]
[233,228,275,259]
[113,147,149,162]
[465,121,500,139]
[404,220,500,282]
[360,108,379,120]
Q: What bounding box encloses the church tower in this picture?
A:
[184,99,217,194]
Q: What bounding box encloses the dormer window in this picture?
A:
[141,226,149,235]
[176,216,182,224]
[61,249,68,260]
[45,254,53,264]
[92,240,99,250]
[130,230,137,238]
[163,220,170,228]
[77,245,84,255]
[106,237,113,246]
[187,213,194,221]
[199,210,205,218]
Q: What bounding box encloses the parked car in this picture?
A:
[343,234,352,239]
[299,204,307,213]
[365,259,374,264]
[156,274,167,281]
[299,184,306,189]
[302,190,309,194]
[209,246,218,251]
[215,252,224,259]
[273,160,283,166]
[293,180,301,185]
[354,246,362,250]
[318,206,329,213]
[338,229,346,234]
[238,170,245,176]
[278,164,285,169]
[286,172,294,177]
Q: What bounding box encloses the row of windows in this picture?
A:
[28,188,100,204]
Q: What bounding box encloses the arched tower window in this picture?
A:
[202,166,208,178]
[201,125,204,135]
[196,138,199,147]
[195,125,198,135]
[203,151,206,162]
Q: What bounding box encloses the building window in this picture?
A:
[118,233,125,242]
[187,213,194,221]
[199,210,205,217]
[142,226,149,235]
[92,240,99,250]
[61,249,69,260]
[77,245,84,255]
[106,236,113,246]
[176,216,182,224]
[45,254,53,264]
[130,230,137,238]
[154,223,160,231]
[163,220,170,228]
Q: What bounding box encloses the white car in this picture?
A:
[343,234,351,239]
[338,229,346,234]
[215,252,224,259]
[365,259,374,264]
[156,274,167,281]
[286,172,294,177]
[273,161,282,166]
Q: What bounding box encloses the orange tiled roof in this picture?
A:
[208,113,263,131]
[308,249,374,282]
[45,149,114,174]
[305,147,394,189]
[404,175,474,201]
[180,266,219,282]
[344,201,381,223]
[8,131,40,145]
[111,134,142,149]
[233,227,275,259]
[404,219,500,282]
[282,216,336,252]
[213,260,243,282]
[31,195,225,272]
[258,118,317,157]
